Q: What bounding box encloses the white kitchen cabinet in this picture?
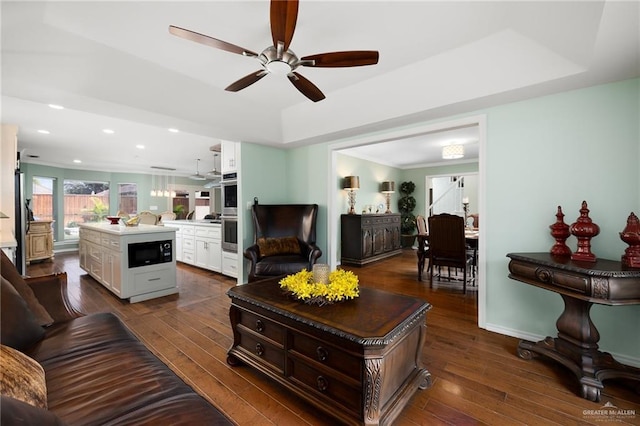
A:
[163,221,230,276]
[194,226,221,272]
[222,251,238,278]
[221,140,238,174]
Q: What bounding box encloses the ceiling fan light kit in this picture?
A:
[169,0,379,102]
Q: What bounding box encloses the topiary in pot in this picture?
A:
[397,181,417,247]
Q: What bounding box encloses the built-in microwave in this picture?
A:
[222,181,237,216]
[128,240,172,268]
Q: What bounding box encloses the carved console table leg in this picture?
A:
[517,294,640,402]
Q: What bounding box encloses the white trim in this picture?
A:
[328,114,488,328]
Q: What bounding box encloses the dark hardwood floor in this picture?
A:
[27,251,639,425]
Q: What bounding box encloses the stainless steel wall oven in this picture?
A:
[221,217,238,252]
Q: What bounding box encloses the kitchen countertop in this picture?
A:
[162,220,221,226]
[79,223,177,235]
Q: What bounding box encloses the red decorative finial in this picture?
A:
[620,212,640,268]
[549,206,571,256]
[570,201,599,262]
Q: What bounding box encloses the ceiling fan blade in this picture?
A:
[225,70,269,92]
[169,25,258,57]
[301,51,379,67]
[287,72,325,102]
[270,0,299,55]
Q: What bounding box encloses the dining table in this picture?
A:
[417,228,479,281]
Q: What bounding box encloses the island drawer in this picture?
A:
[290,334,361,381]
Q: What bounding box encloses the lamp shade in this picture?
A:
[380,181,395,193]
[442,144,464,159]
[343,176,360,190]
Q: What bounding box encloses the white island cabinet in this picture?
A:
[79,223,177,303]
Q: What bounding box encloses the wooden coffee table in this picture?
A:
[226,277,432,425]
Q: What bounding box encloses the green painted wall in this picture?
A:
[484,78,639,359]
[239,78,639,363]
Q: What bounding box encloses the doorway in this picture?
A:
[329,115,487,327]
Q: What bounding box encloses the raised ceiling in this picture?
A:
[1,1,638,175]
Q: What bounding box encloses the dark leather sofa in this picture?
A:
[0,251,231,425]
[244,203,322,282]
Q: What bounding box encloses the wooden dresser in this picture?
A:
[26,220,54,264]
[341,214,402,266]
[227,278,432,425]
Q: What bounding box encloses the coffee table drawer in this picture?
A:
[238,310,285,345]
[237,331,284,373]
[290,333,361,381]
[289,358,362,415]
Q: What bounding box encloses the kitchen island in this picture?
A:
[79,223,177,303]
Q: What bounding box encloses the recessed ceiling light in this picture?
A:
[136,144,145,150]
[168,128,179,133]
[37,130,50,134]
[48,104,64,110]
[103,129,115,134]
[73,159,82,164]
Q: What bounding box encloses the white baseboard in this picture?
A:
[485,323,640,368]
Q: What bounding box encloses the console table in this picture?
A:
[341,214,402,266]
[227,278,432,425]
[507,252,640,402]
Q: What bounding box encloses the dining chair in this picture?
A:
[137,210,159,225]
[159,211,176,222]
[428,213,474,294]
[416,215,431,280]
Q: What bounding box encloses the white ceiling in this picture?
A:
[1,1,638,175]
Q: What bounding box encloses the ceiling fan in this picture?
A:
[169,0,379,102]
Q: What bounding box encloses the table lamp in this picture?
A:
[343,176,360,214]
[380,181,395,214]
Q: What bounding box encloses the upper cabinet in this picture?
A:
[221,140,239,174]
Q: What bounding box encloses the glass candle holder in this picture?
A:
[312,263,331,284]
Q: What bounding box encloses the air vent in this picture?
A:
[150,166,176,171]
[28,154,40,158]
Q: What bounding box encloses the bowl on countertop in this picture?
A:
[106,216,121,225]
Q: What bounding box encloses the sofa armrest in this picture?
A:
[25,273,84,323]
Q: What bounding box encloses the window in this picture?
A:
[63,180,109,240]
[118,183,137,215]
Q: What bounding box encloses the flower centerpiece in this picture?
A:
[279,267,359,306]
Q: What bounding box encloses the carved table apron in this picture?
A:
[226,278,432,425]
[507,252,640,402]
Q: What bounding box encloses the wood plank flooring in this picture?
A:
[27,251,639,425]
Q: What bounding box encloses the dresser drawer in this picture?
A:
[288,358,361,415]
[238,310,285,345]
[290,333,361,381]
[237,331,284,373]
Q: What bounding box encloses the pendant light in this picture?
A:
[189,159,206,180]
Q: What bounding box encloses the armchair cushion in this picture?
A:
[1,277,45,351]
[0,344,47,409]
[1,251,53,326]
[257,236,301,258]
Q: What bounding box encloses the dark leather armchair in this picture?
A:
[244,204,322,282]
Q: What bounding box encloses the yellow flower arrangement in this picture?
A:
[279,268,359,306]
